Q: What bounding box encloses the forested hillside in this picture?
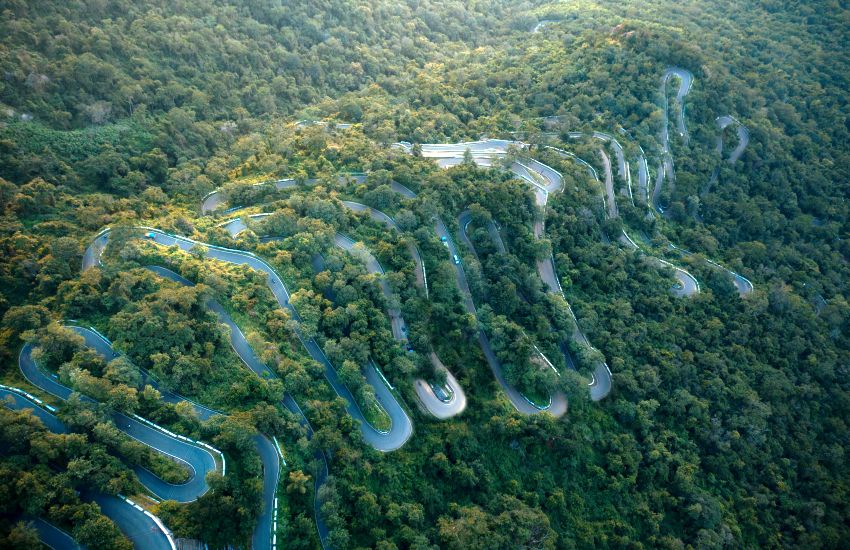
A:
[1,1,848,549]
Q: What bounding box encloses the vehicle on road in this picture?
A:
[453,254,460,264]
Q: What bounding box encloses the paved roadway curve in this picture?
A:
[144,266,330,549]
[509,154,615,400]
[638,151,650,206]
[653,67,693,213]
[599,148,619,219]
[223,206,468,420]
[19,335,219,503]
[85,227,412,453]
[434,213,564,415]
[0,387,176,550]
[601,84,749,298]
[29,517,83,550]
[716,115,750,164]
[66,270,276,549]
[384,182,479,418]
[140,266,284,550]
[409,141,616,400]
[333,233,408,341]
[87,492,175,550]
[662,67,693,147]
[340,201,426,290]
[654,69,754,296]
[593,146,699,297]
[532,19,556,33]
[668,243,753,295]
[457,210,568,414]
[202,179,299,214]
[337,202,467,419]
[201,174,367,214]
[383,178,568,414]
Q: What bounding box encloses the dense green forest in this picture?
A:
[1,0,849,548]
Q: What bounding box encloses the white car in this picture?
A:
[453,254,460,265]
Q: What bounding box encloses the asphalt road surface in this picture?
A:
[86,227,412,452]
[716,115,750,163]
[224,201,468,421]
[452,213,567,416]
[251,434,280,550]
[141,266,281,550]
[333,232,409,341]
[357,189,471,420]
[29,518,83,550]
[1,389,175,550]
[638,155,649,205]
[201,175,364,214]
[653,259,700,298]
[333,216,468,419]
[413,352,467,419]
[222,213,420,436]
[19,336,218,503]
[599,148,619,218]
[341,200,426,289]
[662,67,693,147]
[410,143,613,403]
[86,492,175,550]
[148,266,333,549]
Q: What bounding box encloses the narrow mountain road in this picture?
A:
[455,212,567,416]
[599,148,619,219]
[716,115,750,163]
[341,200,426,289]
[28,518,83,550]
[333,232,408,340]
[141,266,281,550]
[337,202,467,419]
[1,387,176,550]
[86,492,175,550]
[638,153,649,205]
[225,204,467,421]
[457,210,568,418]
[201,175,365,214]
[405,141,613,401]
[662,67,693,147]
[87,227,412,453]
[19,336,220,503]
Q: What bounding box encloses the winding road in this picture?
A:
[662,67,693,147]
[223,205,468,420]
[340,201,426,290]
[90,250,330,548]
[337,201,467,419]
[140,266,281,550]
[533,72,749,298]
[86,227,412,453]
[638,150,650,206]
[589,145,700,297]
[19,333,220,503]
[1,385,177,550]
[405,140,619,400]
[86,492,175,550]
[716,115,750,164]
[432,214,565,415]
[201,174,367,214]
[27,517,83,550]
[599,148,619,219]
[458,210,568,413]
[655,69,754,296]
